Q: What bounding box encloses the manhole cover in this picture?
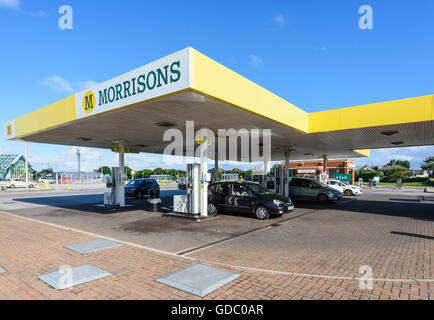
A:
[156,264,240,297]
[38,264,112,290]
[64,239,123,254]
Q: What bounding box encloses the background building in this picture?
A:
[0,154,34,180]
[282,159,356,184]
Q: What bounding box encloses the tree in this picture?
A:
[141,169,153,178]
[386,159,410,169]
[176,170,186,178]
[270,164,282,177]
[38,168,54,178]
[383,168,411,180]
[124,166,132,179]
[98,166,111,175]
[355,169,384,182]
[421,156,434,177]
[152,168,164,175]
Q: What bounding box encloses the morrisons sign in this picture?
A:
[76,48,190,119]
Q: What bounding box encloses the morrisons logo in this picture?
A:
[97,60,181,107]
[82,91,96,114]
[6,123,12,137]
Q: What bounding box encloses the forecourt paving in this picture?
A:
[0,190,432,300]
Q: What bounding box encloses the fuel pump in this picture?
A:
[104,167,121,207]
[173,163,200,215]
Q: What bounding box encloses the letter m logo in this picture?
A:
[82,91,96,114]
[85,94,94,110]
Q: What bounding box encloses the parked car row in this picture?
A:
[207,177,362,220]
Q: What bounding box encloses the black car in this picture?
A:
[177,177,187,190]
[125,179,160,199]
[208,181,294,220]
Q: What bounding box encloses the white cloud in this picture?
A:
[39,75,73,93]
[273,14,285,27]
[39,75,97,93]
[0,0,20,9]
[352,146,434,169]
[0,0,45,16]
[249,54,263,67]
[77,80,98,92]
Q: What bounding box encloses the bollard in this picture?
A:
[148,189,161,212]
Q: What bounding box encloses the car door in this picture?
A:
[298,179,318,200]
[327,181,341,192]
[211,183,232,211]
[16,180,26,188]
[231,184,254,213]
[288,178,302,200]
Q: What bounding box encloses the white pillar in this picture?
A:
[284,150,291,197]
[55,156,59,191]
[323,154,328,182]
[200,138,208,217]
[263,159,268,189]
[119,141,125,207]
[213,156,219,182]
[25,143,29,191]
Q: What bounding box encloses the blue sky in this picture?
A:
[0,0,433,171]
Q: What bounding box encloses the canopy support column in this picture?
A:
[118,140,125,207]
[323,154,328,182]
[25,143,29,191]
[213,156,219,182]
[284,150,291,197]
[263,159,268,189]
[200,138,208,217]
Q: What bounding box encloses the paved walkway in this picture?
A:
[0,211,432,300]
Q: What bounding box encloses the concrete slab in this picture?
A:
[156,264,240,297]
[64,239,123,254]
[38,264,112,290]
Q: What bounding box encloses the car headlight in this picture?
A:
[273,199,284,205]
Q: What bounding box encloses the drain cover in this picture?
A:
[38,264,112,290]
[156,264,240,297]
[64,239,123,254]
[0,266,7,274]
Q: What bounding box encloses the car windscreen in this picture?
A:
[127,180,142,186]
[245,183,270,194]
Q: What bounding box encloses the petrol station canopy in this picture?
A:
[6,48,434,161]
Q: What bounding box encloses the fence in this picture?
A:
[58,172,103,184]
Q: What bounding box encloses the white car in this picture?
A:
[39,177,56,184]
[5,179,35,189]
[326,180,362,196]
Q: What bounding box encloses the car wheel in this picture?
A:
[136,191,143,199]
[254,206,270,220]
[318,194,328,203]
[208,203,218,215]
[10,185,15,189]
[344,189,353,196]
[29,184,34,188]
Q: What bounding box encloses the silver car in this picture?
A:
[288,178,343,203]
